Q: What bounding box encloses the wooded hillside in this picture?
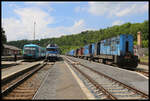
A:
[7,20,149,54]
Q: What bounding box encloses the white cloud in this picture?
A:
[115,3,148,17]
[24,2,51,6]
[43,19,91,39]
[24,2,54,12]
[88,2,111,16]
[14,7,54,26]
[112,20,124,26]
[74,19,84,27]
[2,7,54,41]
[2,6,92,41]
[86,2,148,17]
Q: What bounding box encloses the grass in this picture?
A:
[140,56,149,63]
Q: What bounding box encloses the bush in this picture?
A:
[142,40,148,48]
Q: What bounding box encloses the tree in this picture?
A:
[6,20,149,54]
[1,28,7,55]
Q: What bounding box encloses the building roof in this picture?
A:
[4,44,22,51]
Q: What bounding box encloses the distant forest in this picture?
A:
[7,20,149,54]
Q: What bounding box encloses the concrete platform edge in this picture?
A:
[64,61,95,99]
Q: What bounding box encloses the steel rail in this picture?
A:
[136,70,149,77]
[79,63,148,99]
[64,57,117,99]
[71,63,117,100]
[2,62,47,98]
[65,56,148,99]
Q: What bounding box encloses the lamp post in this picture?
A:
[34,21,36,40]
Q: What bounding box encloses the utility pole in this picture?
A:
[34,21,36,40]
[137,31,142,48]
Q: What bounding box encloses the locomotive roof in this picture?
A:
[99,34,133,42]
[46,44,59,48]
[24,44,40,47]
[46,47,59,49]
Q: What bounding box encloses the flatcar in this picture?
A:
[23,44,46,60]
[46,44,60,61]
[67,34,138,68]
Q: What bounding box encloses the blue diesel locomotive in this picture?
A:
[67,34,138,68]
[68,49,75,56]
[46,44,60,61]
[23,44,46,60]
[94,34,138,68]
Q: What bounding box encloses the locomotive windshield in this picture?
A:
[24,47,36,54]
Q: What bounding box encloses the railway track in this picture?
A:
[2,61,54,99]
[64,56,148,100]
[136,70,149,77]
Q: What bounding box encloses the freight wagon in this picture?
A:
[68,49,75,56]
[67,34,138,68]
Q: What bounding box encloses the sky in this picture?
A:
[2,1,149,41]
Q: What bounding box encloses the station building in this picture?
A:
[2,44,22,56]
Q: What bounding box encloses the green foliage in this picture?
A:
[142,40,148,48]
[7,20,149,54]
[1,28,7,54]
[1,28,7,44]
[133,40,148,48]
[133,41,137,46]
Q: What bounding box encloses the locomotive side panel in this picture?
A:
[120,34,134,56]
[83,45,89,56]
[23,44,45,60]
[69,49,75,56]
[100,36,120,56]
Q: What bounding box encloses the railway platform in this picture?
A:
[137,64,149,71]
[33,61,93,99]
[2,61,41,80]
[1,60,23,66]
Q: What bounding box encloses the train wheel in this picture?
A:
[102,59,106,64]
[117,62,124,68]
[93,59,95,62]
